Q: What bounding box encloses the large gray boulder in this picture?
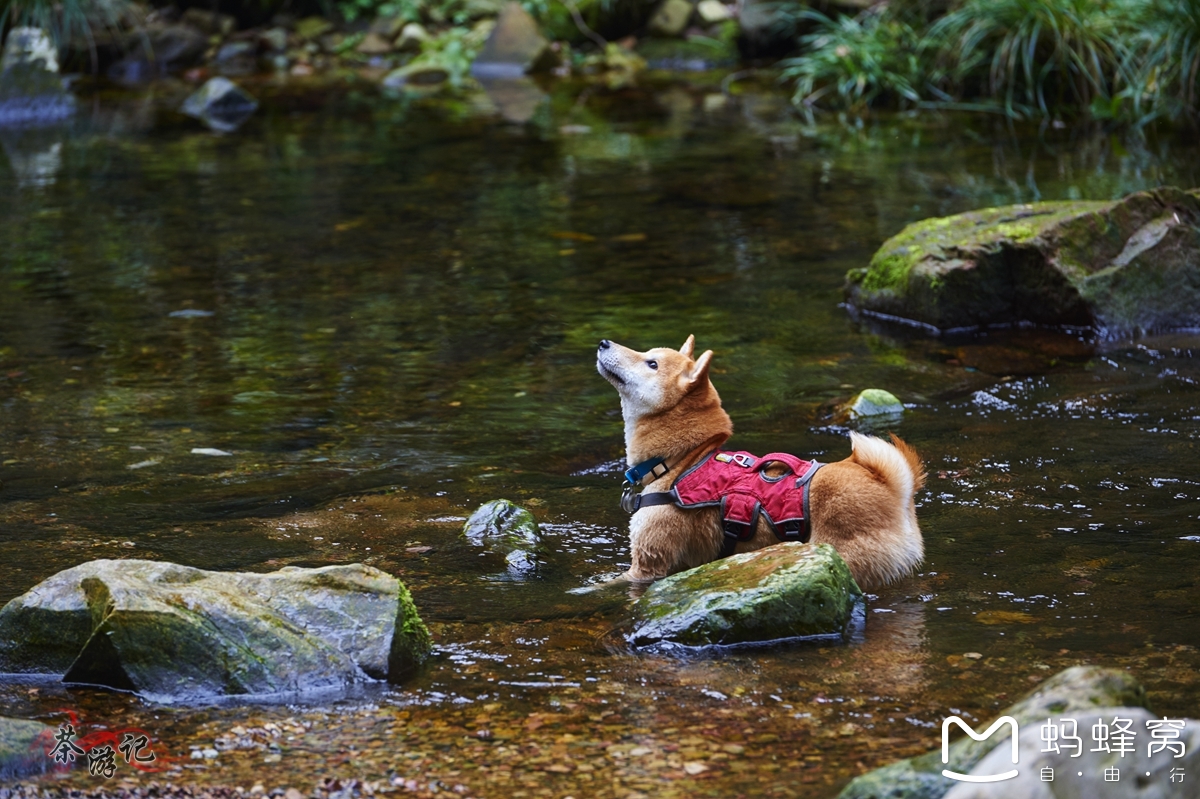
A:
[0,27,74,126]
[0,560,431,702]
[944,706,1199,799]
[838,666,1149,799]
[628,542,863,648]
[0,717,53,781]
[845,187,1200,338]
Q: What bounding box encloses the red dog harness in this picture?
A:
[627,450,824,558]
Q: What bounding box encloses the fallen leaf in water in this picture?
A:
[975,610,1037,625]
[612,233,646,242]
[551,231,596,242]
[335,219,365,232]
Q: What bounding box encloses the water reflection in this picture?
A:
[1,80,1200,795]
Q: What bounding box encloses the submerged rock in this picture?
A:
[944,705,1200,799]
[0,716,53,780]
[0,560,431,702]
[471,2,553,78]
[181,77,259,132]
[628,542,862,648]
[838,665,1148,799]
[463,499,541,577]
[463,499,540,551]
[0,27,75,127]
[845,187,1200,338]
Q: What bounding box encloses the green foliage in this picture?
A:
[1120,0,1200,123]
[928,0,1128,117]
[780,0,1200,123]
[778,7,929,111]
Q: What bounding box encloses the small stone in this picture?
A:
[648,0,694,37]
[369,15,406,39]
[180,77,258,133]
[295,16,334,40]
[285,789,303,799]
[394,23,430,53]
[683,761,708,775]
[0,27,76,125]
[471,2,551,78]
[191,447,233,456]
[846,388,904,419]
[356,32,393,54]
[696,0,732,22]
[259,28,290,52]
[462,499,540,552]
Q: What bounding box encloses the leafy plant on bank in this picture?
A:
[778,7,929,111]
[1120,0,1200,123]
[928,0,1130,118]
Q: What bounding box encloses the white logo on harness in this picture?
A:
[941,715,1020,782]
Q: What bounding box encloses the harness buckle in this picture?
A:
[731,453,755,468]
[620,484,638,514]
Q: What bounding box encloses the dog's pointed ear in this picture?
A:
[679,335,696,359]
[687,350,714,387]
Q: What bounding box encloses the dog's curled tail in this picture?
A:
[847,431,926,583]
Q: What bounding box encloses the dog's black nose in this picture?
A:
[598,339,611,351]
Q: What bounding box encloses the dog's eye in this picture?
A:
[647,360,658,370]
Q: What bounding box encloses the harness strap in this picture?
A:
[627,491,676,513]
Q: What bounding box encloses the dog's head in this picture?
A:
[596,335,714,420]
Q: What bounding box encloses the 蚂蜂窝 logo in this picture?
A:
[942,715,1020,782]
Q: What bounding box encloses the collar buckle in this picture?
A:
[624,456,670,487]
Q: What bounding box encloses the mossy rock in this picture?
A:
[462,499,540,552]
[846,389,904,419]
[0,716,53,780]
[846,187,1200,337]
[628,542,862,648]
[0,560,431,702]
[837,665,1147,799]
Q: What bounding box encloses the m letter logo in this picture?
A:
[941,716,1020,783]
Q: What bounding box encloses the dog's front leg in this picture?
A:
[627,505,721,581]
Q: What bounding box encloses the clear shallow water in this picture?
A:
[1,79,1200,796]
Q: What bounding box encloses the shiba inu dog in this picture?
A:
[596,336,925,589]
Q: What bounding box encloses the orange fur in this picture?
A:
[597,336,926,589]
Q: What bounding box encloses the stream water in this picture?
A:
[2,76,1199,797]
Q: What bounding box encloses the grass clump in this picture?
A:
[780,0,1200,124]
[928,0,1126,118]
[778,7,929,111]
[1120,0,1200,123]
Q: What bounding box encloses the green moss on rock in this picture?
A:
[0,716,53,781]
[628,542,862,648]
[846,187,1200,336]
[0,559,432,702]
